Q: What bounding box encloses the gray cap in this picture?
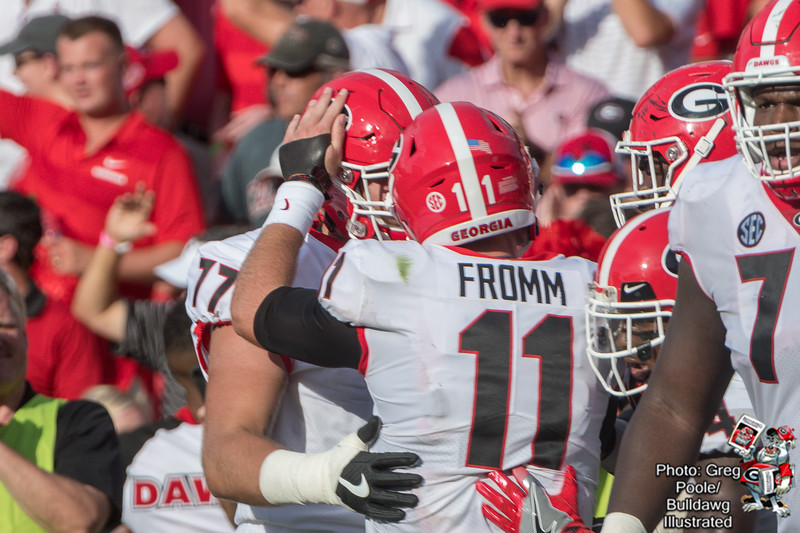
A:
[587,96,636,142]
[258,18,349,74]
[0,15,71,56]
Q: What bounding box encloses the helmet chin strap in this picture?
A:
[669,117,727,195]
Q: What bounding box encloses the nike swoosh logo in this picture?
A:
[623,283,647,294]
[339,474,370,498]
[280,199,290,210]
[103,156,127,169]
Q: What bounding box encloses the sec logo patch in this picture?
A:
[426,191,446,213]
[738,212,765,247]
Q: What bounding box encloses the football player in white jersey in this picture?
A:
[477,211,760,533]
[586,1,800,532]
[230,98,613,531]
[585,210,757,533]
[187,69,438,532]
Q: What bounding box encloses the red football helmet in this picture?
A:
[586,210,678,397]
[313,69,439,240]
[389,102,537,245]
[724,0,800,199]
[612,60,737,227]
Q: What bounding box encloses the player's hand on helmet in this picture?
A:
[279,87,348,194]
[335,416,422,522]
[476,464,591,533]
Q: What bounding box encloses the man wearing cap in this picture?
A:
[0,15,73,191]
[435,0,610,159]
[220,18,350,227]
[222,0,480,89]
[528,129,623,259]
[0,15,72,107]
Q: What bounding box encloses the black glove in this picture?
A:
[336,417,423,522]
[279,134,333,194]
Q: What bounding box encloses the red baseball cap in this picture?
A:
[123,45,179,96]
[477,0,542,10]
[551,129,622,189]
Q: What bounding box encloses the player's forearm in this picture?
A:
[0,441,110,533]
[116,241,184,284]
[606,365,732,529]
[203,327,289,504]
[203,424,284,506]
[604,392,708,530]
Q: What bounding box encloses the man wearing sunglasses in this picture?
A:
[220,18,350,227]
[435,0,610,162]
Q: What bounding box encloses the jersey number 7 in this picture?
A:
[736,249,793,384]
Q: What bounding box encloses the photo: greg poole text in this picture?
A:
[655,462,742,529]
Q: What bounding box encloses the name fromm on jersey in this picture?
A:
[451,218,513,242]
[457,262,567,305]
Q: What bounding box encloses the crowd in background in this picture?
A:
[0,0,779,532]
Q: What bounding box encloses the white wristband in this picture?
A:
[600,512,647,533]
[258,431,368,507]
[263,181,325,235]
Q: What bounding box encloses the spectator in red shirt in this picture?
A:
[0,191,117,399]
[2,16,205,304]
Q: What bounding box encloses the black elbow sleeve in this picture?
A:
[253,286,362,369]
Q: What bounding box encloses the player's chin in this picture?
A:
[628,364,651,383]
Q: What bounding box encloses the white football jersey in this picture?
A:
[320,239,609,531]
[185,229,373,532]
[123,422,234,532]
[670,155,800,527]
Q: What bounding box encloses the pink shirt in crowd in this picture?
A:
[435,55,611,153]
